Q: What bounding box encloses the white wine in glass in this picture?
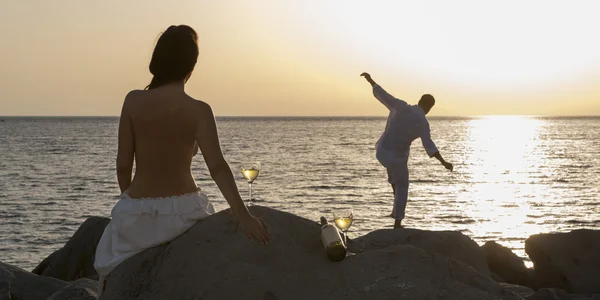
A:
[333,208,353,246]
[334,217,353,231]
[241,161,260,206]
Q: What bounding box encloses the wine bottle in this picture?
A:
[319,216,347,262]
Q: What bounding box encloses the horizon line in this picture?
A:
[1,115,600,118]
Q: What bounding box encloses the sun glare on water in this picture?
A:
[457,116,551,261]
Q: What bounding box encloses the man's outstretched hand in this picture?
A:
[443,161,453,171]
[433,152,453,172]
[361,72,375,85]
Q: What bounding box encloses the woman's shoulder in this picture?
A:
[125,89,146,99]
[120,89,146,105]
[184,96,212,111]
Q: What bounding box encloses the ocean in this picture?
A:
[1,116,599,270]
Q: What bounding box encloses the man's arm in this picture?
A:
[421,124,453,171]
[432,152,453,171]
[361,72,378,87]
[360,72,407,110]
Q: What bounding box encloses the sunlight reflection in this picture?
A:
[459,116,547,257]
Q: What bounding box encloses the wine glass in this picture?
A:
[333,208,353,246]
[241,161,261,206]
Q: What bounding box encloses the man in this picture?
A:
[361,72,453,228]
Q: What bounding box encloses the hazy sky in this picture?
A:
[1,0,599,116]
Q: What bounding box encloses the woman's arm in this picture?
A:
[116,94,136,193]
[195,103,270,244]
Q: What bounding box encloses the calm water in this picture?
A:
[1,116,599,270]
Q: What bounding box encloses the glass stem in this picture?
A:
[249,182,253,204]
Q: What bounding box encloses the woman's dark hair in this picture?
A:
[146,25,199,90]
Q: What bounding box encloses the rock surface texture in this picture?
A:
[32,216,110,281]
[100,206,522,300]
[526,230,600,294]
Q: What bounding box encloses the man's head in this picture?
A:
[418,94,435,114]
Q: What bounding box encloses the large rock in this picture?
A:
[500,283,534,298]
[525,288,600,300]
[350,228,491,277]
[47,278,98,300]
[0,261,67,300]
[101,206,522,300]
[32,216,110,281]
[482,241,537,288]
[525,230,600,293]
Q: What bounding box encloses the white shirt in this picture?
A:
[372,84,438,167]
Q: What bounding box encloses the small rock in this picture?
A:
[482,241,537,288]
[525,288,600,300]
[32,216,110,281]
[500,283,534,297]
[47,278,98,300]
[1,261,66,300]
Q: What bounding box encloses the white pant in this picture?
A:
[387,164,409,220]
[94,189,214,297]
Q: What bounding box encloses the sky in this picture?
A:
[1,0,599,116]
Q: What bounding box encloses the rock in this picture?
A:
[525,229,600,293]
[0,261,67,300]
[563,295,600,300]
[32,216,110,281]
[47,278,98,300]
[101,206,521,300]
[349,228,491,277]
[482,241,537,288]
[526,288,568,300]
[525,288,600,300]
[500,283,534,297]
[493,272,508,283]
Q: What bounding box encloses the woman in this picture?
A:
[94,25,270,295]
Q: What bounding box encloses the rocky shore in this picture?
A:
[1,206,599,300]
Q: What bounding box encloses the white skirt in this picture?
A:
[94,189,215,278]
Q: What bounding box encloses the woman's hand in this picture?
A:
[238,213,270,245]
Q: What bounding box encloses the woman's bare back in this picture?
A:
[118,86,210,198]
